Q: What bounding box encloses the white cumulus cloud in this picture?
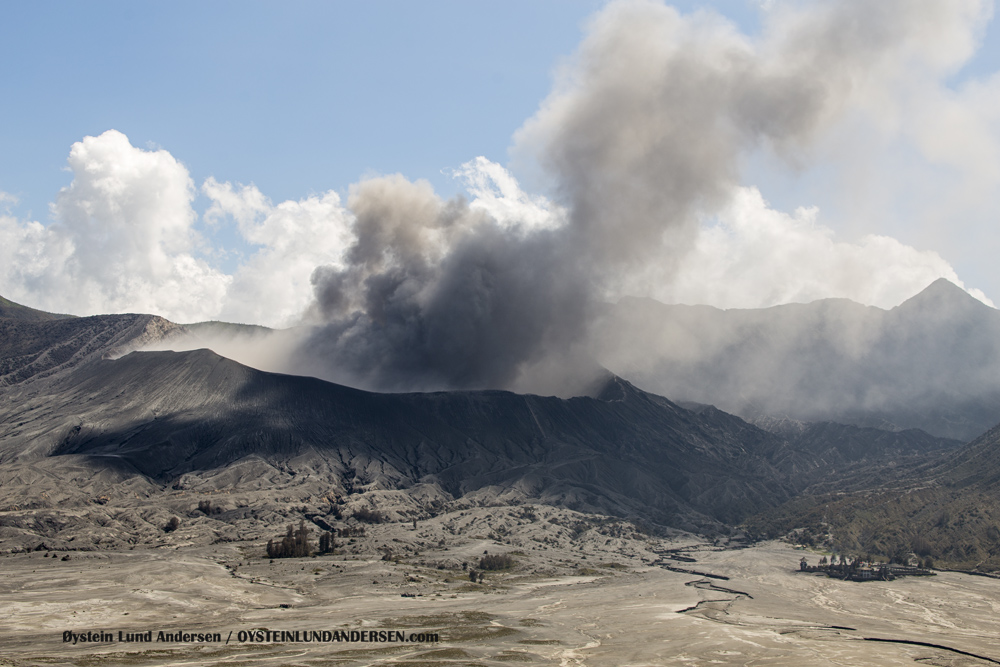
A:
[0,130,230,321]
[0,132,354,327]
[202,178,353,327]
[652,186,992,309]
[451,157,566,233]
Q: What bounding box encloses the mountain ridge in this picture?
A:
[596,279,1000,440]
[1,348,798,529]
[747,418,1000,570]
[0,295,75,322]
[0,287,981,553]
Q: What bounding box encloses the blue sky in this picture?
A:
[3,2,599,217]
[1,1,764,223]
[3,0,1000,324]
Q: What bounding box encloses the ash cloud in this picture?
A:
[298,0,911,395]
[300,176,592,393]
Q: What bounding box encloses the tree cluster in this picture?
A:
[479,553,515,571]
[266,521,312,558]
[318,530,336,554]
[352,507,386,524]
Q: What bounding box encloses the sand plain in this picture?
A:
[2,506,999,667]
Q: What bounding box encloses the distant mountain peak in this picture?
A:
[894,278,987,313]
[576,368,648,402]
[591,374,633,402]
[923,277,972,295]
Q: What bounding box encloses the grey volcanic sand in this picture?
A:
[1,508,999,666]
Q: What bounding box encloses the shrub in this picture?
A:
[164,517,180,533]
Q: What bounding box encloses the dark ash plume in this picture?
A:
[298,0,950,395]
[301,175,593,393]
